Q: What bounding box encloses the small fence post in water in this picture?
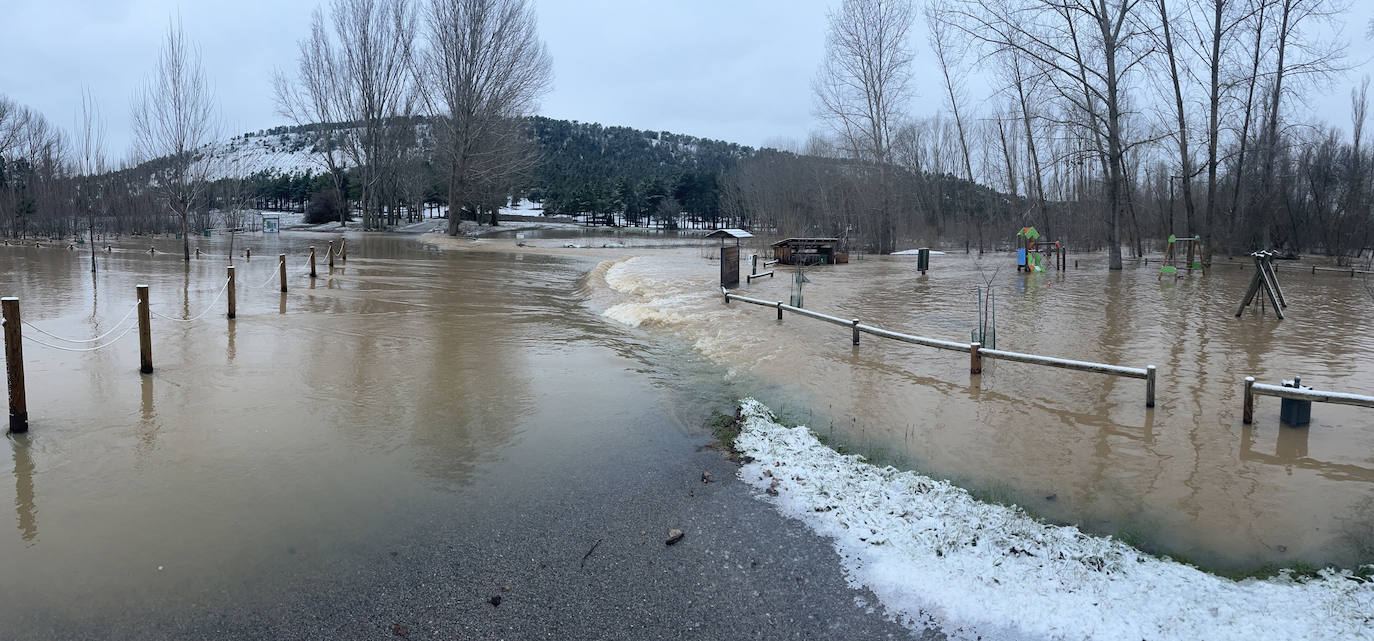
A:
[245,248,251,261]
[327,241,335,270]
[776,301,783,321]
[970,342,982,374]
[852,319,860,345]
[2,297,28,433]
[137,285,152,374]
[227,266,236,319]
[1243,377,1255,424]
[309,247,317,279]
[278,254,287,292]
[340,238,347,262]
[1146,365,1156,408]
[195,248,199,259]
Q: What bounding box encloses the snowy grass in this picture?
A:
[733,398,1374,640]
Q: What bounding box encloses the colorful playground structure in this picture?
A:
[1016,227,1065,272]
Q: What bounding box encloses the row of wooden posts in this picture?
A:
[3,242,346,433]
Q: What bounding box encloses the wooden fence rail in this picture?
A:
[722,288,1157,407]
[1243,377,1374,423]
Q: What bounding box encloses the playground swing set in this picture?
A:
[1160,234,1205,280]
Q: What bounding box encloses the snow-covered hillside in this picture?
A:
[207,129,322,179]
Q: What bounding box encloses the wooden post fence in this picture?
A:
[328,241,335,270]
[340,238,347,262]
[1242,377,1374,424]
[309,247,317,279]
[722,289,1156,407]
[137,285,152,374]
[2,297,27,433]
[278,254,287,292]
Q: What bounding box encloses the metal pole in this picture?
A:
[2,297,28,433]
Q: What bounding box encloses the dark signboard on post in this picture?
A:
[721,245,740,288]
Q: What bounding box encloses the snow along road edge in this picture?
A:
[732,398,1374,641]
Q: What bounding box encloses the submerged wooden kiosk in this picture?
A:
[706,228,753,288]
[771,238,847,266]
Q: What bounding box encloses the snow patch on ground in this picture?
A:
[733,398,1374,641]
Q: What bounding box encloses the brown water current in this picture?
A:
[0,232,758,627]
[529,232,1374,571]
[1,227,1372,625]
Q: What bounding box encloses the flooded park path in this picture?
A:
[2,227,1373,636]
[519,229,1374,572]
[0,232,921,639]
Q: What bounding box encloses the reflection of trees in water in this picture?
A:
[285,249,604,488]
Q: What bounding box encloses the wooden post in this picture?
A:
[195,247,199,258]
[970,342,982,374]
[2,297,28,433]
[137,285,152,374]
[1242,376,1255,424]
[776,301,783,321]
[227,266,236,319]
[328,241,335,269]
[245,248,251,260]
[278,254,287,292]
[1145,365,1156,408]
[852,319,860,345]
[340,238,346,262]
[309,247,317,278]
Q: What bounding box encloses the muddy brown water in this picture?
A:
[0,229,1371,623]
[550,231,1374,571]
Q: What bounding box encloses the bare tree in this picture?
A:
[131,18,219,261]
[75,88,107,272]
[274,7,352,226]
[420,0,552,235]
[814,0,915,253]
[333,0,417,230]
[1155,0,1199,244]
[947,0,1154,269]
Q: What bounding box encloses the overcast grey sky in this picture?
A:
[3,0,1373,160]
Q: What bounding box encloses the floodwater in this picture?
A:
[544,231,1373,571]
[1,225,1372,631]
[0,231,759,630]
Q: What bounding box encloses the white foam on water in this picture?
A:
[733,398,1374,641]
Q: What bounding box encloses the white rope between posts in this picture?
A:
[21,303,140,343]
[251,266,280,289]
[150,277,231,323]
[22,322,138,352]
